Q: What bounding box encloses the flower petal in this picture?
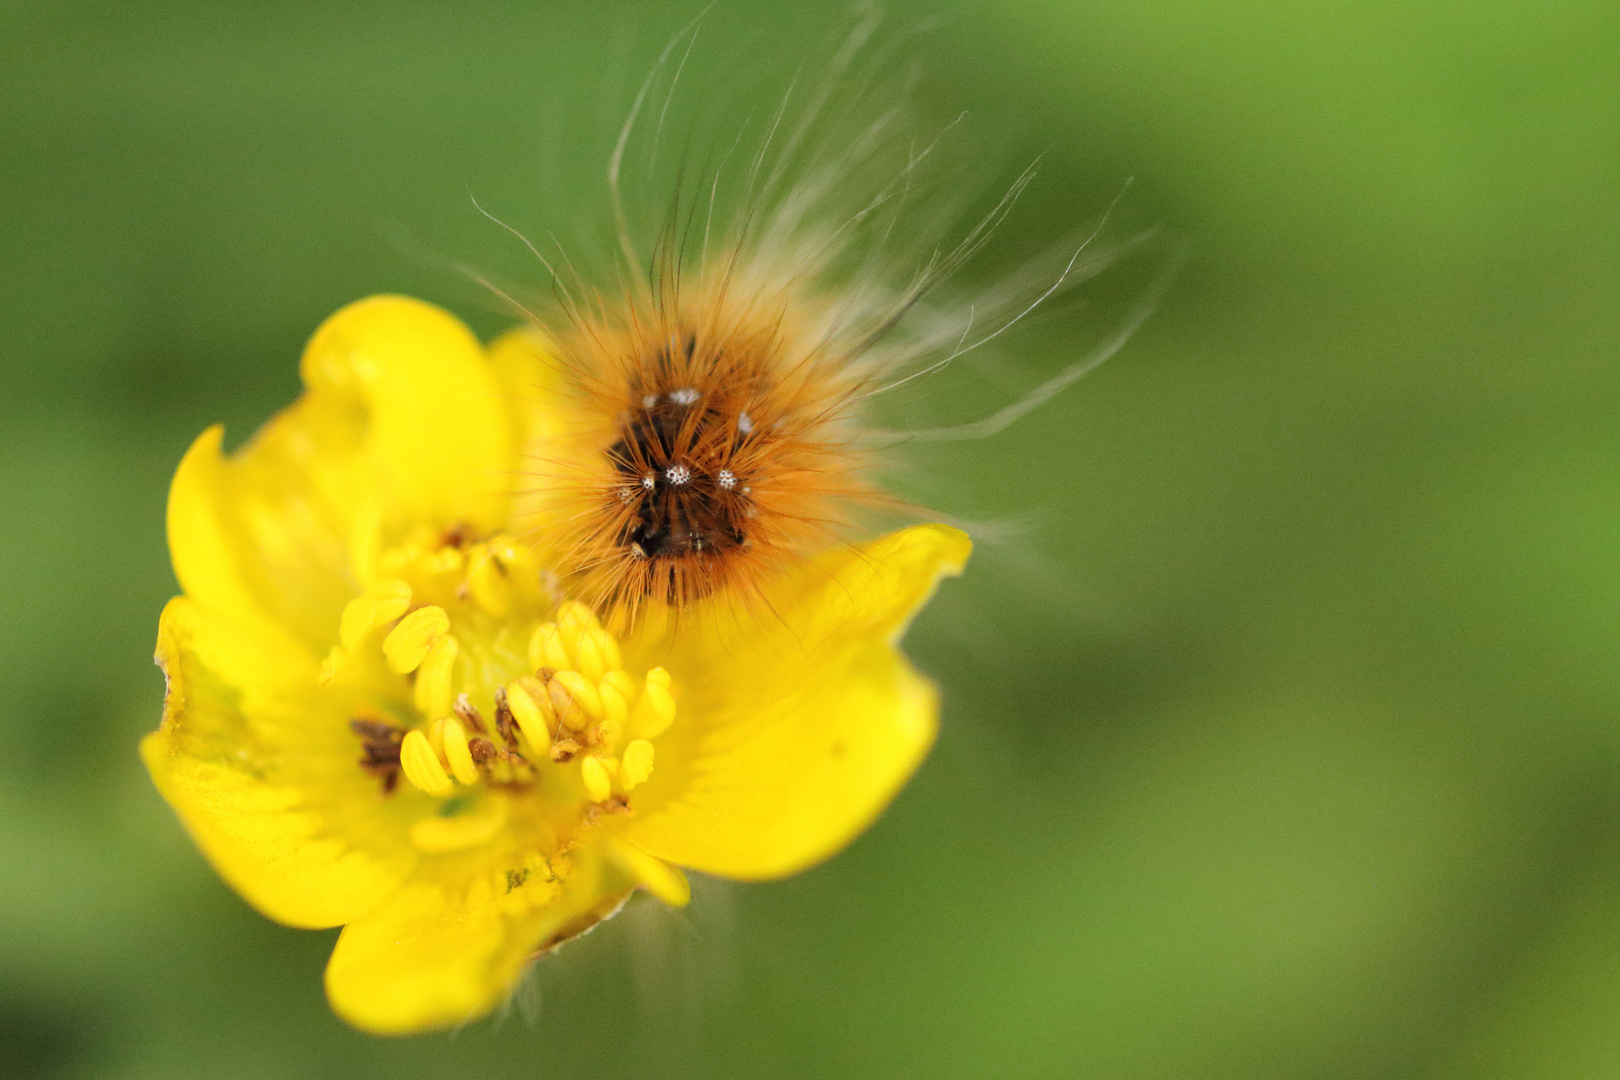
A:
[324,854,631,1034]
[299,294,512,533]
[621,523,971,880]
[168,296,512,646]
[142,596,419,928]
[486,323,571,454]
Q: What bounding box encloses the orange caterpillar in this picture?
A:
[550,269,879,615]
[496,15,1160,624]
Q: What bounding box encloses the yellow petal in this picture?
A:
[299,295,512,534]
[324,857,629,1035]
[166,297,512,649]
[620,524,970,880]
[486,325,571,499]
[166,426,280,634]
[142,597,418,928]
[488,324,604,549]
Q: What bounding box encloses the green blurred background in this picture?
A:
[4,0,1619,1076]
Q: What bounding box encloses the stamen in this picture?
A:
[589,627,623,672]
[598,676,631,734]
[555,602,597,656]
[383,606,450,674]
[504,678,553,755]
[619,739,654,789]
[529,622,569,673]
[600,668,637,704]
[413,635,459,719]
[550,670,604,723]
[574,632,607,682]
[399,730,454,796]
[452,694,485,733]
[339,579,412,652]
[438,716,480,786]
[337,531,683,847]
[465,544,512,616]
[631,667,675,739]
[581,755,616,802]
[433,545,464,576]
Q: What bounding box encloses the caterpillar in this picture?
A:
[476,9,1166,625]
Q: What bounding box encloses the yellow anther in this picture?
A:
[619,739,655,789]
[408,794,507,853]
[598,676,631,735]
[399,730,454,797]
[556,600,599,634]
[505,678,553,754]
[529,622,570,672]
[580,755,616,802]
[338,579,413,652]
[595,718,624,755]
[488,534,526,567]
[439,716,480,786]
[413,634,459,719]
[435,545,465,576]
[383,606,449,674]
[591,628,623,673]
[465,544,512,617]
[631,667,676,739]
[550,670,603,723]
[488,534,542,605]
[600,668,636,702]
[555,601,600,659]
[574,632,607,682]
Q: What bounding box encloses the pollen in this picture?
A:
[333,525,678,848]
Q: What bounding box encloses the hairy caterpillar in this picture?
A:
[474,9,1167,625]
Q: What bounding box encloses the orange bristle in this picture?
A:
[496,15,1154,625]
[538,259,885,621]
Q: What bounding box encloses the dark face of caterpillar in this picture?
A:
[607,381,753,581]
[549,307,871,617]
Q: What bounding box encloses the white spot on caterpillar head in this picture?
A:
[641,394,658,409]
[665,464,691,486]
[641,473,657,490]
[717,469,737,490]
[738,411,754,434]
[618,486,636,503]
[668,387,700,405]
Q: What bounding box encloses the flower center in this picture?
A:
[322,524,675,854]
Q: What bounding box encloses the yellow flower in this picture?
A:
[140,295,970,1035]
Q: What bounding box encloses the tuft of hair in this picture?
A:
[499,7,1149,626]
[547,257,884,617]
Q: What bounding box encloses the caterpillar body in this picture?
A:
[484,11,1160,625]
